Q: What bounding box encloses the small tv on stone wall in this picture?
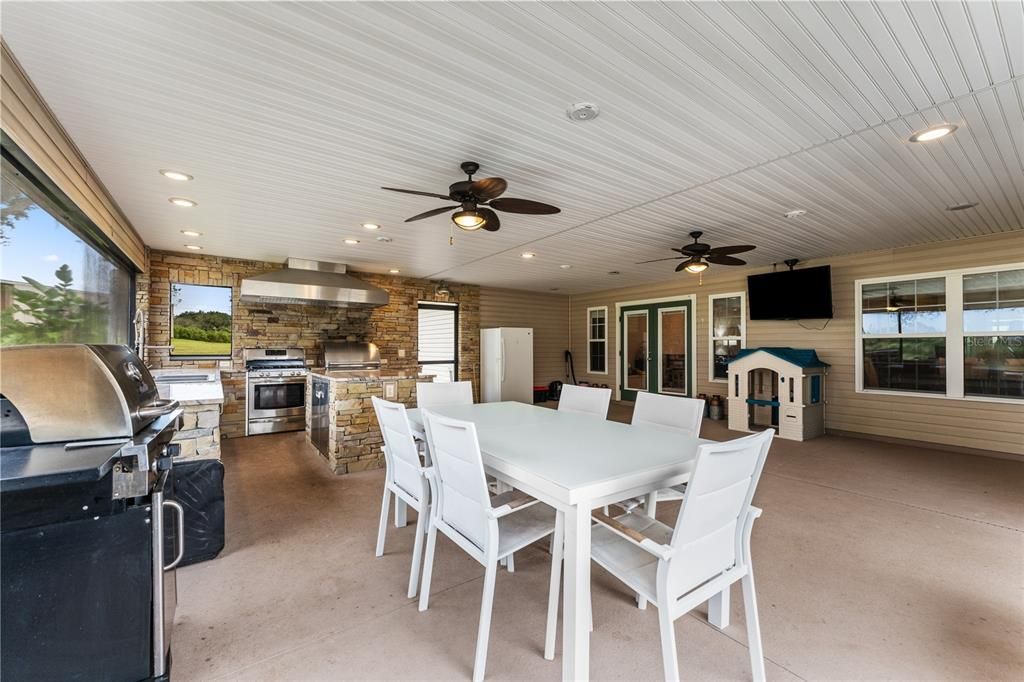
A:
[747,265,834,320]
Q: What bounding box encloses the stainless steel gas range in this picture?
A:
[245,348,308,436]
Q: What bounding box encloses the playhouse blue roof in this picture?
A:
[729,347,830,368]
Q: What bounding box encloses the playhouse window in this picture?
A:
[709,293,745,381]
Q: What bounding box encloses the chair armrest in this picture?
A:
[488,490,540,518]
[591,511,672,560]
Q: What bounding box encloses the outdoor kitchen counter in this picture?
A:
[151,370,223,461]
[305,370,421,474]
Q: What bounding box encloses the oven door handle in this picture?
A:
[162,500,186,571]
[249,377,307,385]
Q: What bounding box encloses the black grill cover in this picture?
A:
[173,459,225,566]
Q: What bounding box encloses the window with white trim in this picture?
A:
[962,268,1024,399]
[856,264,1023,402]
[709,293,745,381]
[587,306,607,374]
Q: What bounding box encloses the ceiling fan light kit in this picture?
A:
[382,161,560,241]
[636,230,756,277]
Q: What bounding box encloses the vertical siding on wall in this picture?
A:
[479,287,569,386]
[0,40,146,270]
[569,232,1024,456]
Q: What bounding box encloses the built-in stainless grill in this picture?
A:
[323,340,381,374]
[245,348,308,436]
[0,344,184,680]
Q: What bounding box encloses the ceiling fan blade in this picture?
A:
[675,261,690,272]
[470,177,507,201]
[705,254,747,266]
[478,207,501,232]
[382,186,451,200]
[706,244,756,256]
[404,205,459,222]
[636,256,686,264]
[488,197,561,214]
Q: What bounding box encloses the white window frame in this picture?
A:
[708,292,746,383]
[587,305,608,375]
[855,262,1024,405]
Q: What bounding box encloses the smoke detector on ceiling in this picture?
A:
[567,102,600,122]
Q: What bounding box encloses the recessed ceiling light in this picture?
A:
[559,264,572,270]
[521,252,536,259]
[160,169,193,181]
[168,197,197,208]
[344,238,360,245]
[909,123,958,143]
[180,229,202,237]
[375,236,393,243]
[945,202,979,211]
[389,268,400,274]
[567,102,600,122]
[184,244,202,250]
[784,209,807,219]
[362,223,381,230]
[608,271,620,275]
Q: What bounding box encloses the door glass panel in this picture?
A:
[624,311,648,391]
[659,308,687,394]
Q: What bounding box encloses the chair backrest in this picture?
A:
[371,396,423,499]
[416,381,474,410]
[667,429,773,594]
[632,392,704,437]
[421,410,492,549]
[558,384,611,417]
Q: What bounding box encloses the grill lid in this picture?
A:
[0,344,178,444]
[323,341,381,369]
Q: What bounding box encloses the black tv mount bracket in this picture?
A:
[783,258,800,271]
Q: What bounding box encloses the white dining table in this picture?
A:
[405,401,707,681]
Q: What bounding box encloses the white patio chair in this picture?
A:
[416,380,474,409]
[620,392,705,512]
[417,409,561,682]
[371,396,431,599]
[590,428,774,682]
[557,384,611,417]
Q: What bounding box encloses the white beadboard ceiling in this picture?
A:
[2,1,1022,293]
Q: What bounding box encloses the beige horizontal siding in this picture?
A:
[569,232,1024,457]
[479,287,569,387]
[1,40,145,270]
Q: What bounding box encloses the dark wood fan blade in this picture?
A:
[382,187,451,200]
[636,256,686,264]
[478,207,501,232]
[404,205,458,222]
[706,254,746,266]
[706,244,756,256]
[675,261,689,272]
[489,197,561,214]
[470,177,507,201]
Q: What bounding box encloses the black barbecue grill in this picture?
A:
[1,344,184,681]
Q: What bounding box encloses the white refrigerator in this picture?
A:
[481,327,533,404]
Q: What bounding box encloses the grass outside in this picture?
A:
[171,337,231,356]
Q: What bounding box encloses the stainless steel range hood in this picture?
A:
[240,258,389,308]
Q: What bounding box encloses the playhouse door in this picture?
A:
[620,300,693,401]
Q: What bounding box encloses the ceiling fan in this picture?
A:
[636,231,756,273]
[382,161,560,234]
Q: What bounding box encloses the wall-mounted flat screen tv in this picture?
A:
[748,265,833,320]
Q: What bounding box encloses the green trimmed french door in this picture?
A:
[619,300,693,401]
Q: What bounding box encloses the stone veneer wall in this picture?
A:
[173,402,222,461]
[138,249,480,439]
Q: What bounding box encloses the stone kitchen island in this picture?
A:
[306,370,419,474]
[152,369,224,461]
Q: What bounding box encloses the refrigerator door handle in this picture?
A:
[500,338,506,384]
